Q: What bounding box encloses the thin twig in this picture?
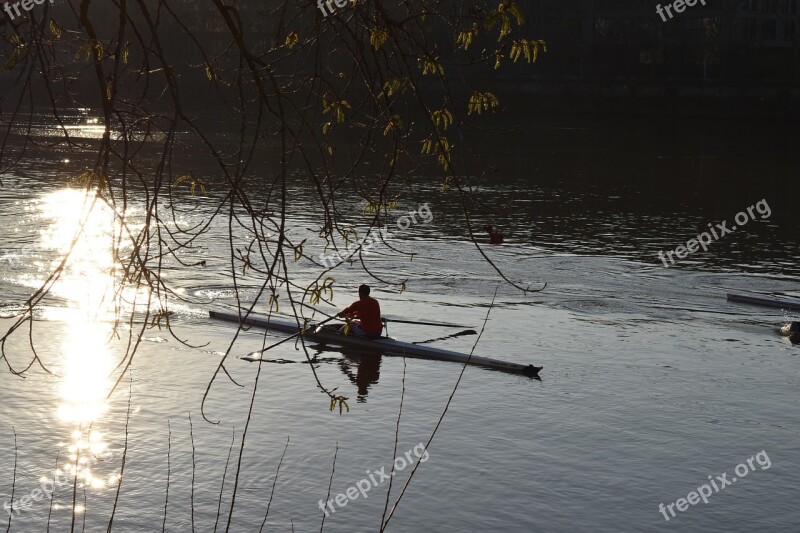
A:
[380,357,406,528]
[213,429,236,533]
[46,451,60,533]
[5,428,17,533]
[71,426,80,533]
[224,330,271,532]
[319,443,338,533]
[259,436,290,532]
[162,420,172,533]
[189,413,196,533]
[107,375,133,533]
[381,287,500,531]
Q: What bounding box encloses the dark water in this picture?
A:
[0,113,798,532]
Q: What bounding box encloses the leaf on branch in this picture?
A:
[419,57,444,76]
[294,239,306,261]
[329,395,350,415]
[235,247,252,275]
[486,1,525,41]
[370,28,389,50]
[49,19,62,38]
[421,136,452,171]
[440,176,453,192]
[431,108,454,130]
[436,138,451,171]
[379,77,409,98]
[323,99,351,124]
[510,39,548,63]
[363,197,397,214]
[4,35,27,70]
[310,277,336,305]
[285,32,299,49]
[421,137,433,154]
[383,114,403,136]
[76,41,102,62]
[205,63,216,80]
[468,91,500,115]
[456,24,478,50]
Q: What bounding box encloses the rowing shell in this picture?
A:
[727,293,800,312]
[209,310,542,377]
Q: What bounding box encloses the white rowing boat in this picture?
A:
[209,310,542,377]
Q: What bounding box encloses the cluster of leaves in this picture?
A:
[468,91,501,115]
[309,277,336,305]
[329,393,350,415]
[486,0,526,40]
[362,197,399,214]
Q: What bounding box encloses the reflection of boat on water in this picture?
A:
[210,311,542,377]
[297,341,382,400]
[337,350,382,402]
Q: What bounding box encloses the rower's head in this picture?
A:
[358,284,371,298]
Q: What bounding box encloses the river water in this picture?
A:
[0,113,798,532]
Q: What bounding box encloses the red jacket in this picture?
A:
[341,296,382,335]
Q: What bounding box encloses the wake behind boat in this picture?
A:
[209,310,542,377]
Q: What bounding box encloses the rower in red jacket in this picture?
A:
[337,284,383,338]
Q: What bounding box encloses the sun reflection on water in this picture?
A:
[38,188,121,498]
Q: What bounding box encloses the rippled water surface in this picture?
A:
[0,114,798,532]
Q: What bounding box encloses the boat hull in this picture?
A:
[727,293,800,312]
[209,310,541,377]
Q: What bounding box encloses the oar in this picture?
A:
[383,317,474,329]
[242,315,340,360]
[412,329,478,345]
